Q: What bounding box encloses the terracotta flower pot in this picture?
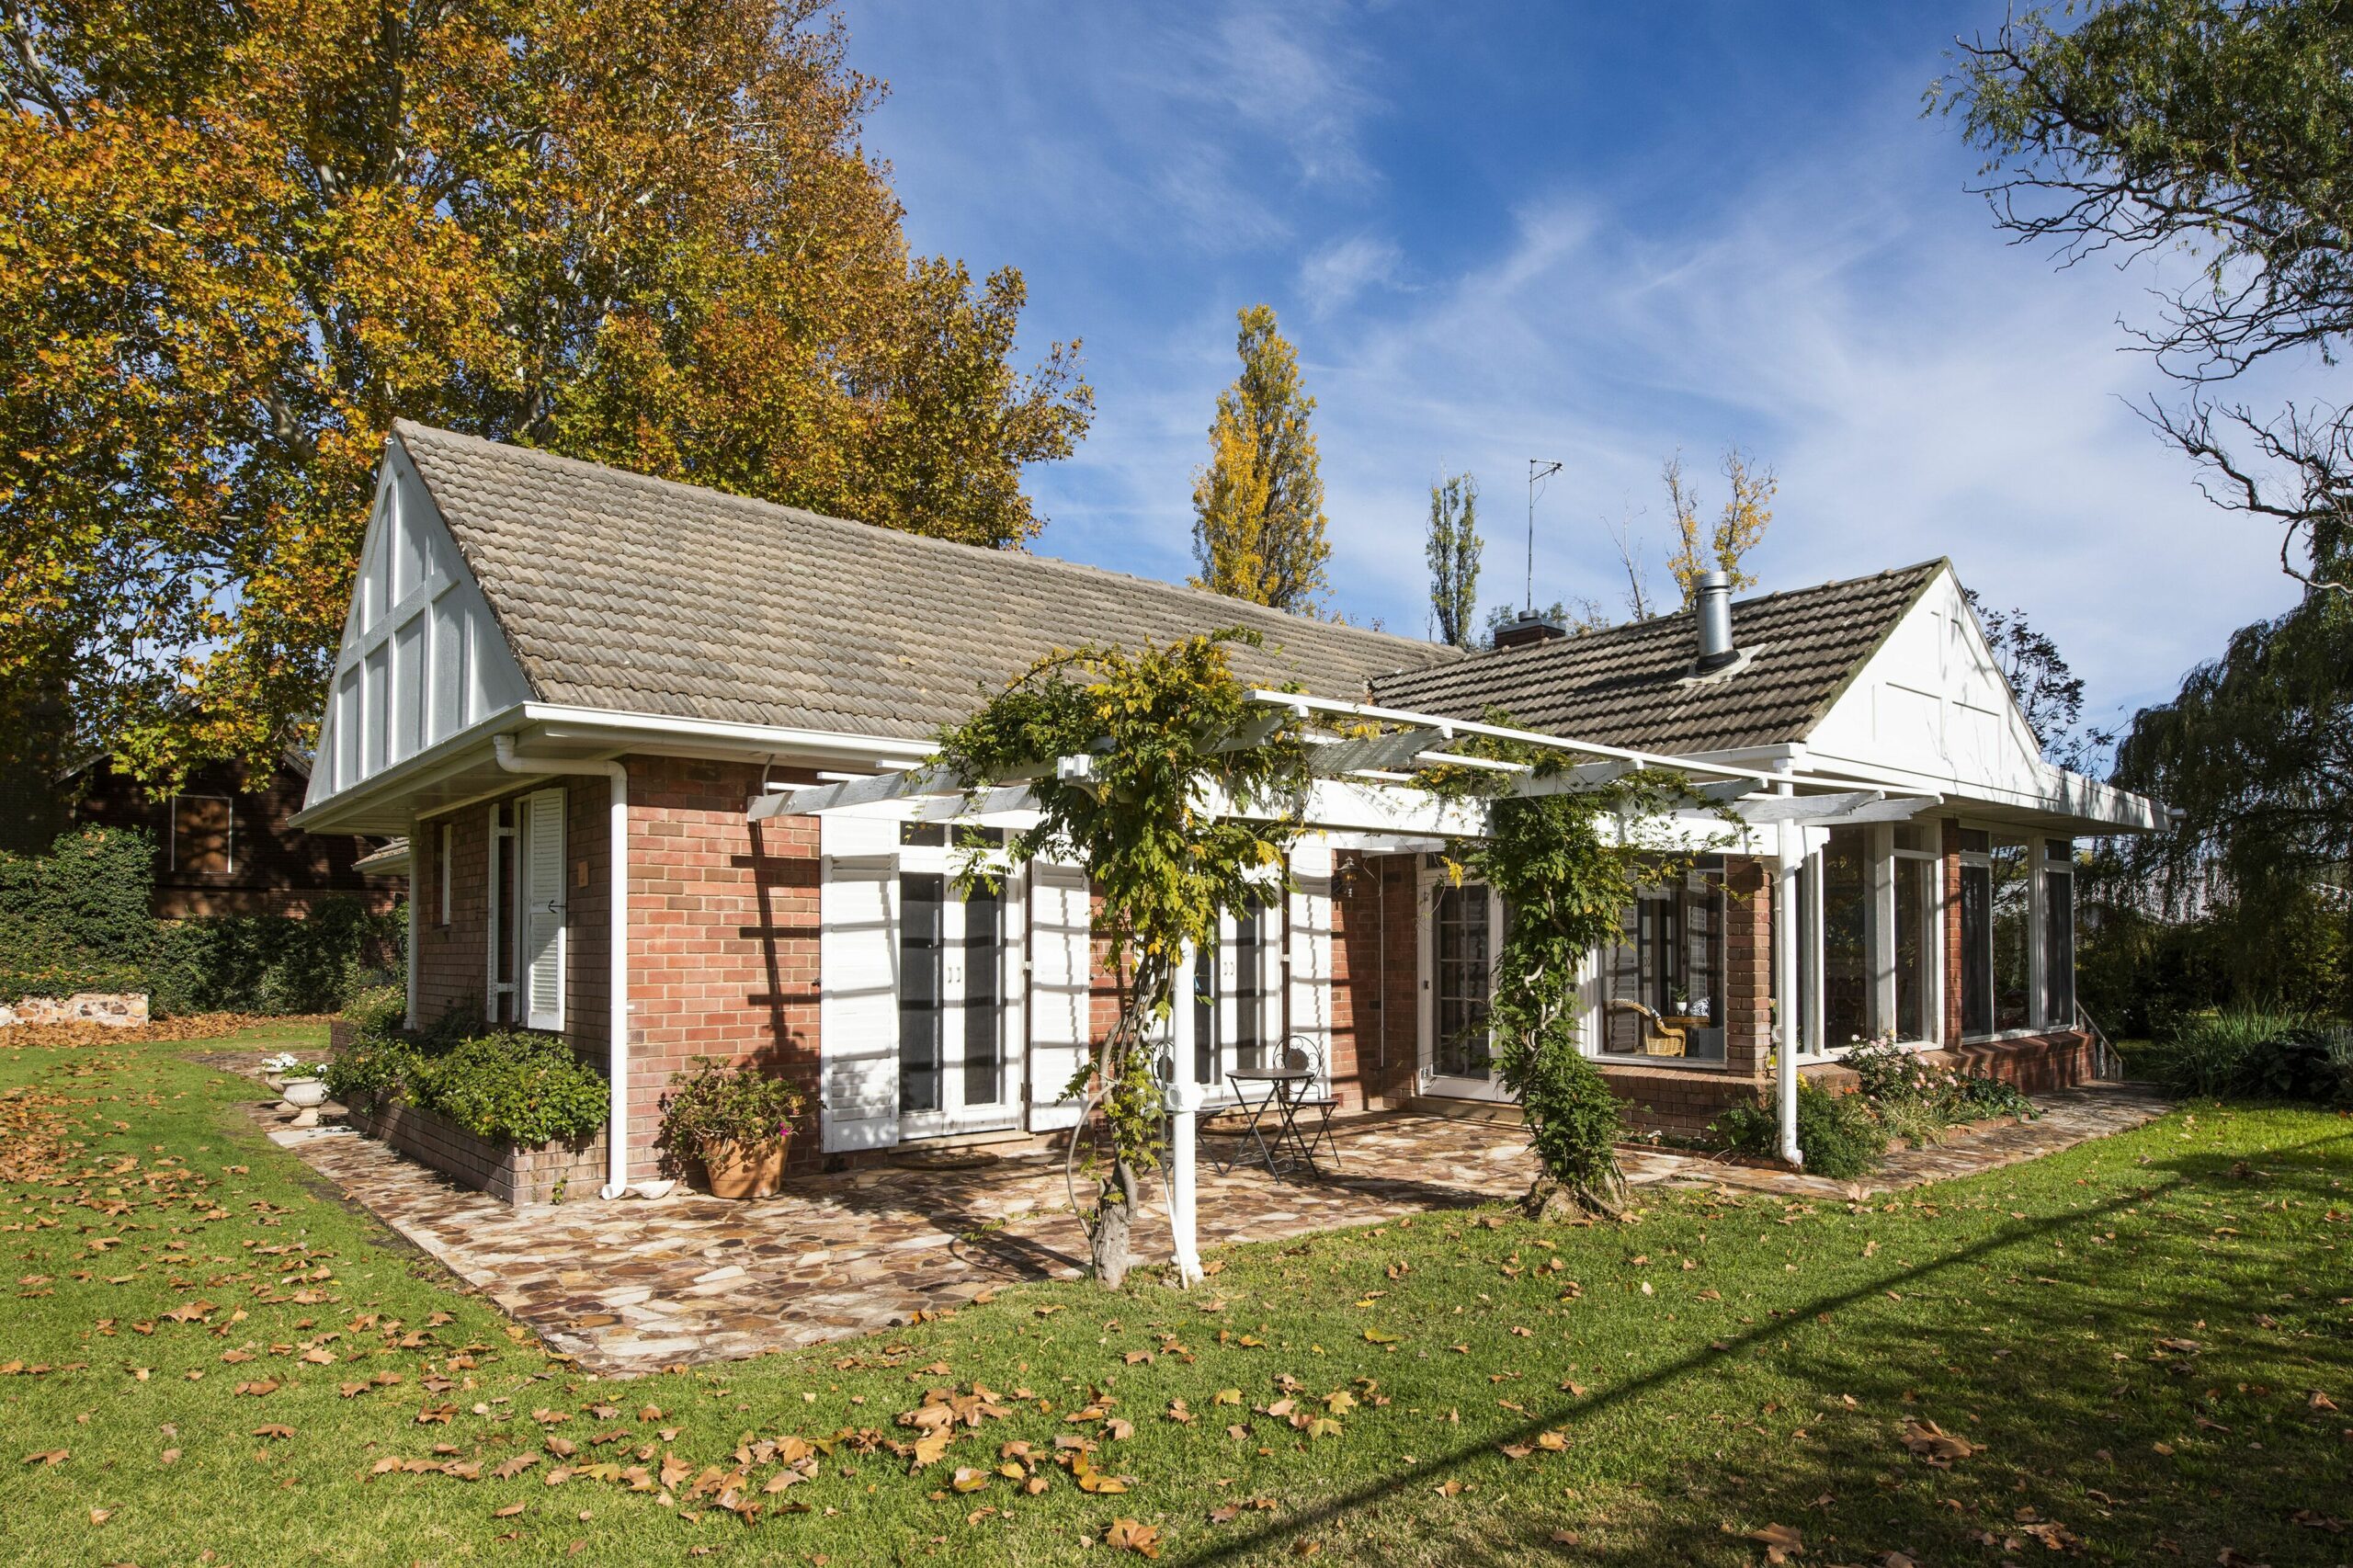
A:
[700,1135,790,1199]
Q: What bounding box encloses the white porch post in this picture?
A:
[1165,1077,1204,1287]
[1773,774,1804,1168]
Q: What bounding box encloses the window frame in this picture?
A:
[168,793,236,877]
[1958,821,2075,1041]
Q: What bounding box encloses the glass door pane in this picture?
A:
[1960,863,1993,1036]
[1191,926,1220,1085]
[899,872,945,1115]
[1821,828,1872,1047]
[962,883,1004,1108]
[1893,856,1928,1041]
[1435,884,1493,1079]
[1991,843,2031,1031]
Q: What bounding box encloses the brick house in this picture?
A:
[65,749,403,920]
[293,424,2162,1197]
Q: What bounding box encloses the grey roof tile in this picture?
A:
[392,422,1937,756]
[1370,562,1945,754]
[392,422,1460,743]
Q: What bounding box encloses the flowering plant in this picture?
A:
[261,1052,329,1080]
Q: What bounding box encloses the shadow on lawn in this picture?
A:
[1188,1129,2353,1567]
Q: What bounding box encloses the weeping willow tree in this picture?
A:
[2107,590,2353,1013]
[932,630,1311,1288]
[1424,736,1725,1218]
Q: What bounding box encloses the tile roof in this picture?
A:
[391,422,1460,744]
[1370,562,1948,754]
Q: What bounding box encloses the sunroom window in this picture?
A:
[1959,827,2075,1040]
[1600,862,1727,1064]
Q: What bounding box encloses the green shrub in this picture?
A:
[323,1035,418,1109]
[1712,1079,1888,1179]
[411,1030,608,1147]
[0,826,158,998]
[148,895,404,1016]
[1947,1072,2036,1120]
[2152,1006,2310,1098]
[658,1056,808,1163]
[340,983,408,1042]
[1495,1016,1626,1198]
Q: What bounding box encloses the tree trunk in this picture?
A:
[1090,1158,1142,1288]
[1520,1167,1628,1222]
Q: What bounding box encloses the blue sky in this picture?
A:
[845,0,2314,730]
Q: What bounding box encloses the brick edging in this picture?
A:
[345,1096,607,1209]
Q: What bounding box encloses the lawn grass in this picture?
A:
[2,1028,2348,1566]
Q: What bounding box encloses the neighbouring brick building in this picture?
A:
[64,750,403,919]
[293,424,2163,1197]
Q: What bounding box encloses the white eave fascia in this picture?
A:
[291,702,937,832]
[1784,748,2165,833]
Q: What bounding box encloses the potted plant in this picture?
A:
[266,1056,333,1126]
[659,1057,807,1199]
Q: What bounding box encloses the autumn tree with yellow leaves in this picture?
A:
[1189,306,1331,615]
[0,0,1092,783]
[1664,449,1777,607]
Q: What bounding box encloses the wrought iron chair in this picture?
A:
[1607,999,1688,1057]
[1279,1035,1342,1170]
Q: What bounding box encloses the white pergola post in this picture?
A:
[1165,1077,1205,1287]
[1773,781,1804,1168]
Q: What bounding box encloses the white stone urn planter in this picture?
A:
[280,1076,329,1128]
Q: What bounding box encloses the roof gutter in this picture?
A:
[494,735,632,1203]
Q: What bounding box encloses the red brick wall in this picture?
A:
[412,805,489,1034]
[1719,856,1771,1079]
[624,756,820,1181]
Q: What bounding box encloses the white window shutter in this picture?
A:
[1027,860,1093,1131]
[1287,837,1335,1089]
[819,812,900,1152]
[521,788,566,1031]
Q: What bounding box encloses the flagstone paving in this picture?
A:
[211,1060,2167,1377]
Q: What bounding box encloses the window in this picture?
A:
[1990,840,2032,1032]
[170,795,233,875]
[1819,829,1873,1048]
[1190,903,1275,1085]
[1959,826,2073,1039]
[2042,839,2075,1028]
[438,823,453,926]
[1433,884,1493,1079]
[1892,854,1933,1042]
[1601,864,1726,1063]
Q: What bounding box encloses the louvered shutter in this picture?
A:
[1027,860,1093,1131]
[1287,837,1335,1091]
[521,788,567,1031]
[820,813,900,1151]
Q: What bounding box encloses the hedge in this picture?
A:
[0,825,402,1015]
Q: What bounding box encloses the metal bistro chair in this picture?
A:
[1278,1036,1342,1170]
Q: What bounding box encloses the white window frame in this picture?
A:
[892,825,1026,1140]
[1174,901,1284,1103]
[1958,821,2071,1042]
[1415,863,1513,1103]
[168,793,235,875]
[1586,865,1733,1072]
[1879,824,1945,1049]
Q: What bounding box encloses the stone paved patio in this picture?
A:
[215,1060,2167,1377]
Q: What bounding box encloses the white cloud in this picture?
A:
[1298,234,1404,317]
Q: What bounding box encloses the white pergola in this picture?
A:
[748,688,1935,1280]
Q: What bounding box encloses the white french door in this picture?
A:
[1174,904,1281,1100]
[1418,867,1511,1102]
[895,835,1023,1138]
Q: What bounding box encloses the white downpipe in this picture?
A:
[494,735,631,1201]
[1165,1078,1205,1287]
[1773,769,1804,1168]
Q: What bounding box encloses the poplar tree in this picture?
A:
[1189,306,1331,614]
[1664,448,1776,607]
[1426,472,1482,648]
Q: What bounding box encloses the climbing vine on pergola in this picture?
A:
[934,629,1313,1288]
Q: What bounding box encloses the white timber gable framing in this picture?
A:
[1800,565,2153,825]
[307,445,530,810]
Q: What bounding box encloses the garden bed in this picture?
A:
[343,1095,606,1209]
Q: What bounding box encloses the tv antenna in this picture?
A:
[1525,459,1563,614]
